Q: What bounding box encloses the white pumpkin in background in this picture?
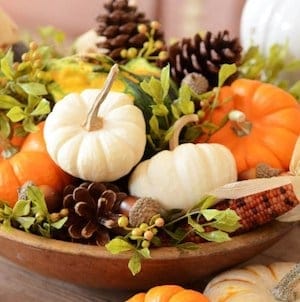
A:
[44,64,146,182]
[129,114,237,210]
[204,262,300,302]
[240,0,300,58]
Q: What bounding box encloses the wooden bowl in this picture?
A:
[0,221,293,290]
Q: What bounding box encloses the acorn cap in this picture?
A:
[0,8,20,47]
[129,197,164,227]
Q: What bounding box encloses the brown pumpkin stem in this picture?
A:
[272,263,300,302]
[82,63,119,131]
[169,114,199,150]
[0,132,18,159]
[228,110,252,137]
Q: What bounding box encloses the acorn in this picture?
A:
[120,196,165,227]
[181,72,209,95]
[239,163,283,180]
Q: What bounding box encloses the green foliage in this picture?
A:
[238,43,300,100]
[163,195,241,245]
[0,45,57,139]
[0,184,67,237]
[106,194,241,276]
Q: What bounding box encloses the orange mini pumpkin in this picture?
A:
[0,122,72,207]
[126,285,210,302]
[199,79,300,176]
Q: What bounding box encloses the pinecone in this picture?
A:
[160,30,242,88]
[95,0,165,62]
[62,182,127,245]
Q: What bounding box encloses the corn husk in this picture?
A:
[289,136,300,176]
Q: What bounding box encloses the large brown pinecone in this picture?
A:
[160,30,242,88]
[95,0,165,62]
[62,182,127,245]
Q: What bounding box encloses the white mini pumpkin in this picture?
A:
[240,0,300,59]
[44,64,146,182]
[204,262,300,302]
[128,114,237,210]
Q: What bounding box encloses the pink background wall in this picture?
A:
[0,0,245,40]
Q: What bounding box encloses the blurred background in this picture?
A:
[0,0,246,40]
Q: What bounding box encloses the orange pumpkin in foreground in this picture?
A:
[0,122,72,207]
[198,79,300,175]
[126,285,210,302]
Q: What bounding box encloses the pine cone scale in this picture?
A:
[81,221,98,238]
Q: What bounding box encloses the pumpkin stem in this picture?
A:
[228,110,252,137]
[82,64,119,131]
[169,114,199,150]
[271,263,300,302]
[0,132,18,159]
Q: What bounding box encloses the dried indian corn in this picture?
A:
[214,183,299,233]
[183,183,299,243]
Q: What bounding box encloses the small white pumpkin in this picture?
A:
[128,114,237,210]
[240,0,300,60]
[204,262,300,302]
[44,64,146,182]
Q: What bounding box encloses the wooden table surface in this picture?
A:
[0,223,299,302]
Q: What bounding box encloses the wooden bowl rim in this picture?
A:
[0,220,293,260]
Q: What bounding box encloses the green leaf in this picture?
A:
[137,247,151,259]
[140,77,163,103]
[187,216,205,234]
[218,64,237,87]
[151,104,169,117]
[128,252,142,276]
[15,216,35,230]
[3,204,12,216]
[27,95,41,112]
[199,195,218,210]
[178,83,192,102]
[18,82,48,96]
[6,106,27,122]
[199,230,231,243]
[51,216,68,229]
[0,50,15,80]
[0,114,11,138]
[208,209,241,233]
[160,64,170,100]
[171,104,181,120]
[26,186,48,216]
[30,98,50,116]
[201,209,223,221]
[23,118,39,133]
[37,224,51,238]
[149,115,160,136]
[178,99,194,115]
[12,200,31,217]
[0,95,23,109]
[105,238,134,254]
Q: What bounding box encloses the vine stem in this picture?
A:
[82,64,119,131]
[271,263,300,302]
[168,114,199,151]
